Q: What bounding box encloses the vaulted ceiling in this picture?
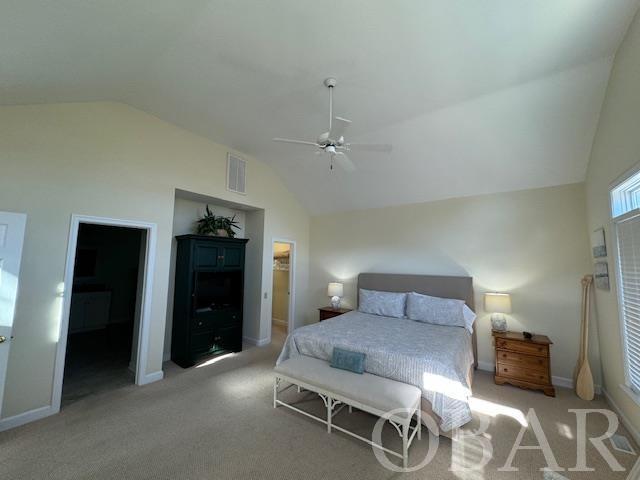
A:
[3,1,639,213]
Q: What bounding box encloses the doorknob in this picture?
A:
[0,336,6,344]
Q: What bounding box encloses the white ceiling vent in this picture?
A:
[227,153,246,194]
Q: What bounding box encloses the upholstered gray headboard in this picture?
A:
[357,273,478,368]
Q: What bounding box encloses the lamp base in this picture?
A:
[491,314,508,332]
[330,296,341,309]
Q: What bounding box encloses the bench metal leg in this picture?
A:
[273,374,420,467]
[402,422,409,469]
[417,405,422,440]
[319,394,333,433]
[273,377,279,408]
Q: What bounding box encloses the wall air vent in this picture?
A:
[227,153,246,194]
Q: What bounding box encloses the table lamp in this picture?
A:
[485,293,511,332]
[328,282,344,309]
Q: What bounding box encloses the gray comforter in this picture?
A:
[276,310,473,431]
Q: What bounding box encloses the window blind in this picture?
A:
[616,210,640,393]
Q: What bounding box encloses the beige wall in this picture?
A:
[0,102,310,419]
[272,269,290,323]
[585,9,640,433]
[310,183,596,381]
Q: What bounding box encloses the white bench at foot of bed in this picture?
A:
[273,355,422,468]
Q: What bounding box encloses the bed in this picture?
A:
[276,273,477,432]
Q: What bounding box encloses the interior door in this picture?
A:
[0,212,27,417]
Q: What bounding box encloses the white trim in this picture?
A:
[610,161,640,190]
[610,197,640,392]
[51,214,159,415]
[0,405,56,432]
[243,336,270,347]
[620,383,640,409]
[603,387,640,446]
[270,238,297,341]
[477,361,494,372]
[139,371,164,385]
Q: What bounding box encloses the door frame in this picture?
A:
[51,214,158,412]
[270,238,296,339]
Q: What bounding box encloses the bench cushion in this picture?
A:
[275,355,421,419]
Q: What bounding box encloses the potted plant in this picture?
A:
[196,205,240,238]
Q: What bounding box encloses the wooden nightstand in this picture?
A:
[318,307,352,321]
[493,331,555,397]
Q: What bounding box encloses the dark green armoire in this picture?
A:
[171,235,249,368]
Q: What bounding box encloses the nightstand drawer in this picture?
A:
[497,362,550,384]
[496,350,549,372]
[495,338,548,357]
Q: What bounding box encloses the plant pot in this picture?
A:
[215,229,229,237]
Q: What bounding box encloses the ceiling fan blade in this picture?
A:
[329,116,352,143]
[334,152,356,172]
[273,138,319,147]
[344,143,392,153]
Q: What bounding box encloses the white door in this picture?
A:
[0,212,27,416]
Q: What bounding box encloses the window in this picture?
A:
[611,168,640,396]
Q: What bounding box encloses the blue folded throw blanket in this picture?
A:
[330,347,366,374]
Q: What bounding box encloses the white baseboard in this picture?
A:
[476,361,601,394]
[138,370,164,385]
[0,371,163,432]
[0,405,57,432]
[243,336,270,347]
[477,361,494,372]
[603,388,640,446]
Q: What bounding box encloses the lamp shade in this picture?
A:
[484,293,512,314]
[328,282,344,298]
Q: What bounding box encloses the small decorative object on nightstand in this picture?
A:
[485,292,512,332]
[328,282,344,309]
[493,331,555,397]
[318,306,352,321]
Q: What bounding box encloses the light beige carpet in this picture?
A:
[1,339,638,479]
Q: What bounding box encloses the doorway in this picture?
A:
[61,224,144,405]
[271,240,295,343]
[52,215,158,413]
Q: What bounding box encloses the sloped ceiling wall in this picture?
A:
[3,1,639,213]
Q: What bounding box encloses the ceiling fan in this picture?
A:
[273,78,392,172]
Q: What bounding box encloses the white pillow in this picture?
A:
[462,304,477,334]
[358,289,407,318]
[406,292,476,333]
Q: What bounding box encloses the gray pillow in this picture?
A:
[406,292,467,329]
[358,288,406,318]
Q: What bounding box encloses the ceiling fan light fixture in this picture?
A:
[272,77,392,172]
